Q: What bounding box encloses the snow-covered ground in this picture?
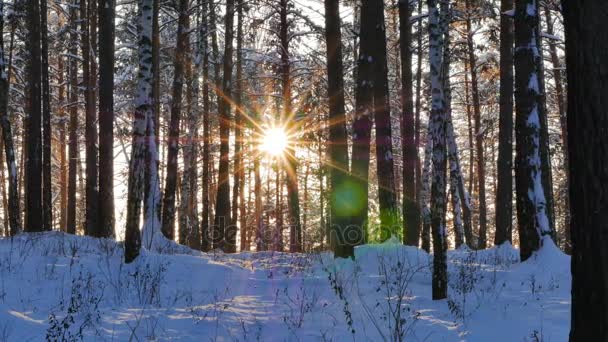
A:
[0,233,570,341]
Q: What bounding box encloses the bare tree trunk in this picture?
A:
[544,7,570,253]
[232,0,244,247]
[514,0,552,261]
[98,0,116,238]
[371,0,398,241]
[0,1,20,235]
[161,0,189,241]
[125,0,155,263]
[58,55,67,232]
[428,0,447,300]
[200,0,211,252]
[399,0,420,246]
[324,0,354,257]
[495,0,514,246]
[563,1,608,338]
[465,0,487,248]
[350,0,375,246]
[67,1,79,234]
[41,0,52,231]
[25,0,43,232]
[80,0,98,236]
[214,0,235,251]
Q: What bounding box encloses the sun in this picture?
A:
[260,127,289,156]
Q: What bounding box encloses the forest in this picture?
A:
[0,0,605,340]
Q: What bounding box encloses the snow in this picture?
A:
[0,233,571,341]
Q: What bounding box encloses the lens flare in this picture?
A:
[260,127,289,156]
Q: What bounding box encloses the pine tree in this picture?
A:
[324,0,353,257]
[161,0,189,241]
[98,0,116,238]
[214,0,235,252]
[66,0,79,235]
[0,1,20,236]
[399,0,420,246]
[200,0,211,252]
[495,0,514,246]
[79,0,97,236]
[25,0,43,232]
[41,0,52,232]
[513,0,552,261]
[371,0,398,241]
[563,1,608,339]
[350,0,374,246]
[464,0,487,249]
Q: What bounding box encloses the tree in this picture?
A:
[98,0,116,238]
[125,0,156,263]
[81,0,98,236]
[513,0,552,261]
[200,0,211,252]
[399,0,420,246]
[428,0,448,300]
[161,0,189,241]
[66,0,79,235]
[495,0,514,246]
[464,0,487,249]
[324,0,353,257]
[25,0,43,233]
[41,0,52,232]
[233,0,244,249]
[350,0,374,246]
[544,5,569,252]
[214,0,235,252]
[563,1,608,339]
[0,0,20,236]
[371,0,398,241]
[276,0,303,253]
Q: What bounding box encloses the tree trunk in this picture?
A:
[25,0,43,232]
[350,0,374,247]
[125,0,155,263]
[277,0,302,253]
[232,0,244,248]
[563,2,608,339]
[80,0,98,236]
[420,127,432,253]
[67,1,79,234]
[214,0,235,252]
[58,55,67,232]
[41,0,52,231]
[513,0,552,261]
[399,0,420,246]
[161,0,189,241]
[465,0,487,249]
[324,0,354,257]
[428,0,447,300]
[544,7,570,253]
[200,0,211,252]
[371,0,398,241]
[98,0,116,238]
[495,0,514,246]
[0,1,20,235]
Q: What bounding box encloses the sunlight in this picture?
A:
[259,126,289,157]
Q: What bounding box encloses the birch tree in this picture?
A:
[125,0,156,263]
[428,0,447,300]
